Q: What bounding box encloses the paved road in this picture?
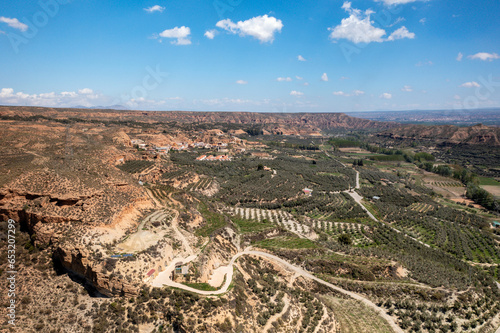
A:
[152,249,403,333]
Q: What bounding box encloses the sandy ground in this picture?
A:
[116,210,168,253]
[482,185,500,197]
[208,265,231,288]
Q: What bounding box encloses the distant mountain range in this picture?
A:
[377,123,500,146]
[1,105,500,145]
[349,108,500,126]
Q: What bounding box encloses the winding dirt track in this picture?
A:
[152,249,403,333]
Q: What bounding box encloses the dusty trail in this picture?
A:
[152,249,403,333]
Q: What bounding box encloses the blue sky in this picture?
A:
[0,0,499,112]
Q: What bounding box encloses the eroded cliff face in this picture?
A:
[195,227,239,283]
[53,245,138,297]
[0,185,148,297]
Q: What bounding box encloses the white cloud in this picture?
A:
[456,52,463,61]
[329,2,386,44]
[0,88,106,108]
[78,88,93,94]
[236,80,248,85]
[419,18,426,24]
[375,0,423,5]
[303,82,309,86]
[158,26,191,45]
[295,76,303,80]
[277,77,292,82]
[321,73,329,82]
[144,5,165,13]
[380,93,392,99]
[333,90,364,97]
[460,81,480,88]
[290,90,304,96]
[401,85,413,92]
[204,30,216,39]
[387,26,415,41]
[0,17,28,32]
[340,76,350,80]
[298,55,307,61]
[415,60,433,66]
[216,15,283,43]
[329,2,415,44]
[467,52,500,61]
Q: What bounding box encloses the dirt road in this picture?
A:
[152,249,403,333]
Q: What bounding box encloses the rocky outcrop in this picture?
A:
[53,245,139,297]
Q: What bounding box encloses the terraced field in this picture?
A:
[311,220,373,246]
[409,203,435,213]
[117,160,155,174]
[320,295,395,333]
[225,206,314,238]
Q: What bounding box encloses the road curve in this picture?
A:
[152,250,403,333]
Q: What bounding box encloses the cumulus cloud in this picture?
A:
[204,30,216,39]
[419,18,426,24]
[456,52,463,61]
[298,55,306,61]
[401,85,413,92]
[295,76,303,80]
[0,88,104,108]
[158,26,191,45]
[236,80,248,85]
[329,3,386,43]
[467,52,500,61]
[333,90,364,97]
[329,2,415,44]
[216,15,283,43]
[277,77,292,82]
[290,91,304,96]
[144,5,165,13]
[387,26,415,41]
[460,81,480,88]
[0,17,28,32]
[78,88,94,94]
[380,93,392,99]
[321,73,329,82]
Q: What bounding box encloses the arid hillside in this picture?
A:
[0,105,397,135]
[377,123,500,146]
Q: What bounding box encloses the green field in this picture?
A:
[232,217,275,233]
[195,203,227,237]
[254,236,317,249]
[478,176,500,186]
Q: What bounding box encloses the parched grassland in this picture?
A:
[320,295,396,333]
